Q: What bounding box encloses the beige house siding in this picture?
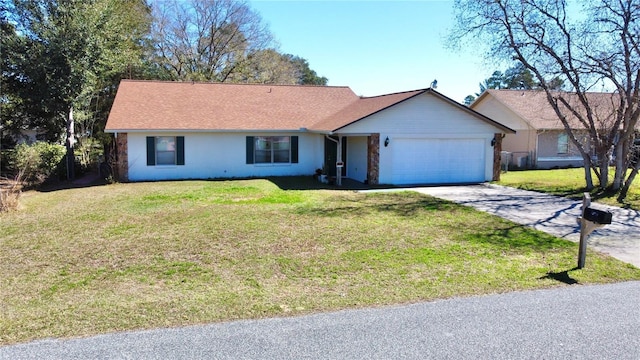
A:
[472,96,527,130]
[472,96,535,168]
[536,130,588,169]
[502,129,536,168]
[472,91,596,169]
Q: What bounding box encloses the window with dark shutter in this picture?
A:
[146,137,156,166]
[147,136,184,166]
[246,136,254,164]
[291,136,299,163]
[176,136,185,165]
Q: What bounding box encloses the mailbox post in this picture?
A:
[577,193,612,269]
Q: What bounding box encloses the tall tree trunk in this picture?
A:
[583,155,594,190]
[599,158,609,190]
[613,139,626,191]
[66,106,75,180]
[618,166,639,202]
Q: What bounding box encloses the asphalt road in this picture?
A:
[2,281,639,360]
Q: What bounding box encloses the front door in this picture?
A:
[324,136,347,177]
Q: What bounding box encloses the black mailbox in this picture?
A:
[583,207,612,225]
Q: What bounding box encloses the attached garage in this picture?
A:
[331,90,514,185]
[389,138,485,185]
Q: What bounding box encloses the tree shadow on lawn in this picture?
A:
[460,223,575,252]
[539,267,580,285]
[294,192,458,218]
[34,171,110,193]
[266,176,395,191]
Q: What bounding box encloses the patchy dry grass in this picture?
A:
[1,179,639,345]
[0,178,22,212]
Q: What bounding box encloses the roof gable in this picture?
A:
[330,89,515,134]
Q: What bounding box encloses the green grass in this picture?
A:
[497,168,640,210]
[1,178,639,345]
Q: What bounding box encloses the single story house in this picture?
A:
[105,80,514,185]
[471,89,606,169]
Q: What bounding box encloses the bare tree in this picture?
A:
[151,0,272,82]
[451,0,639,201]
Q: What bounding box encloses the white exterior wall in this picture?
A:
[346,136,368,183]
[125,132,324,181]
[339,94,501,184]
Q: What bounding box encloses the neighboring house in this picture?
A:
[0,127,46,148]
[471,89,599,169]
[104,80,514,185]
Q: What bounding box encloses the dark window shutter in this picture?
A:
[176,136,185,165]
[246,136,254,164]
[291,136,299,163]
[146,137,155,166]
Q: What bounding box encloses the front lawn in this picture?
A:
[496,168,640,209]
[1,179,639,345]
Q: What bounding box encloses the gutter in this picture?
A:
[104,128,321,134]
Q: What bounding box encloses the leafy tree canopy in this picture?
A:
[1,0,328,180]
[464,62,561,105]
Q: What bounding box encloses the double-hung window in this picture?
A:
[246,136,298,164]
[255,136,290,163]
[146,136,185,166]
[557,133,569,154]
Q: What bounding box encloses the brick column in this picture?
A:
[115,133,129,182]
[493,133,503,181]
[367,133,380,185]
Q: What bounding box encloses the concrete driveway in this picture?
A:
[411,184,640,267]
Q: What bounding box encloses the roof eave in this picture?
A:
[104,128,315,134]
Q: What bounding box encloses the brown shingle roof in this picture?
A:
[476,89,625,130]
[105,80,514,133]
[105,80,360,131]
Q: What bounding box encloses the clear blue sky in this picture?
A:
[251,0,496,103]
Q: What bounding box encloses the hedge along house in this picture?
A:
[105,80,514,185]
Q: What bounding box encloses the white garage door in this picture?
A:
[390,138,486,184]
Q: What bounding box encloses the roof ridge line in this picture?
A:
[119,79,352,89]
[359,88,428,99]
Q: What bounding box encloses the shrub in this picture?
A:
[12,142,66,185]
[75,137,103,175]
